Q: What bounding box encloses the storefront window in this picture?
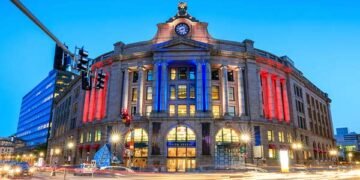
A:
[216,128,239,143]
[125,128,148,158]
[167,126,196,158]
[268,148,276,159]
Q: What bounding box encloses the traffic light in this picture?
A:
[96,70,106,89]
[121,109,131,127]
[81,72,92,90]
[77,48,89,71]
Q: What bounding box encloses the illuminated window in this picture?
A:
[131,106,136,116]
[229,106,235,116]
[170,68,177,80]
[125,128,148,158]
[289,150,294,159]
[178,85,187,99]
[169,105,175,116]
[178,105,187,116]
[268,148,276,159]
[267,130,274,142]
[229,87,235,101]
[146,106,152,116]
[146,87,153,100]
[178,67,187,80]
[189,67,196,80]
[132,88,137,102]
[166,126,196,158]
[80,133,84,143]
[147,70,153,81]
[278,131,285,143]
[212,105,220,118]
[170,86,176,100]
[86,132,92,142]
[190,85,195,99]
[216,128,239,143]
[94,130,101,142]
[211,69,219,80]
[133,71,138,83]
[228,71,234,81]
[287,133,293,143]
[212,86,220,100]
[190,105,196,116]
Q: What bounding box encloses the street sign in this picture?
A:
[253,145,264,158]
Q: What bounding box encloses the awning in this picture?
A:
[92,144,100,149]
[269,144,276,149]
[85,145,91,151]
[78,145,84,150]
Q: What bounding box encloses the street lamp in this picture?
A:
[292,142,303,164]
[240,133,251,168]
[67,142,75,164]
[110,133,121,164]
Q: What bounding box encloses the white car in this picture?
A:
[98,166,134,177]
[73,164,96,176]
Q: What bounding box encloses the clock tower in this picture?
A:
[153,2,212,43]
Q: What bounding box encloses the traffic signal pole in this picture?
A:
[11,0,74,58]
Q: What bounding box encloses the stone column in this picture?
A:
[160,61,168,112]
[266,73,275,119]
[122,68,129,110]
[196,62,204,112]
[236,65,245,116]
[257,68,264,117]
[136,66,145,116]
[152,63,159,113]
[281,79,290,122]
[220,65,229,115]
[205,62,212,112]
[275,77,284,121]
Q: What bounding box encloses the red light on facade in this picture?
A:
[82,91,90,123]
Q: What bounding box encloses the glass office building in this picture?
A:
[16,70,74,147]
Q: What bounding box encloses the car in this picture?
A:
[7,162,35,178]
[97,166,134,177]
[73,164,96,176]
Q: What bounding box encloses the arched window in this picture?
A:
[125,128,148,158]
[166,125,196,158]
[215,128,239,143]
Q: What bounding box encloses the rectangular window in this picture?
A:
[212,69,219,80]
[190,105,196,116]
[278,131,284,143]
[132,88,137,102]
[147,70,153,81]
[227,71,234,81]
[287,133,292,143]
[229,106,235,116]
[267,130,274,142]
[212,105,220,118]
[169,105,175,116]
[95,130,101,142]
[170,68,177,80]
[268,148,276,159]
[80,133,84,143]
[178,105,187,116]
[146,87,153,100]
[229,87,235,101]
[212,86,220,100]
[131,106,136,116]
[146,106,152,116]
[189,67,196,80]
[133,71,138,83]
[178,85,187,99]
[178,67,187,80]
[190,85,195,99]
[86,132,92,142]
[170,86,176,100]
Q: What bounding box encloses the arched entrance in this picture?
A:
[166,125,196,172]
[124,128,148,168]
[215,128,244,169]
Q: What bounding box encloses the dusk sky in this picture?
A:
[0,0,359,137]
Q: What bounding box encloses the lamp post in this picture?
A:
[329,149,338,166]
[67,142,75,165]
[110,133,121,164]
[292,142,303,164]
[240,133,250,168]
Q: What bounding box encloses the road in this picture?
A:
[2,169,360,180]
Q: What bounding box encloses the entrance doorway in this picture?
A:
[166,125,196,172]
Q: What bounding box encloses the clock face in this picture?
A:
[175,23,190,36]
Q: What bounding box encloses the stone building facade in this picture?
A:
[47,2,335,171]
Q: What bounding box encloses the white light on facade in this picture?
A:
[280,150,289,173]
